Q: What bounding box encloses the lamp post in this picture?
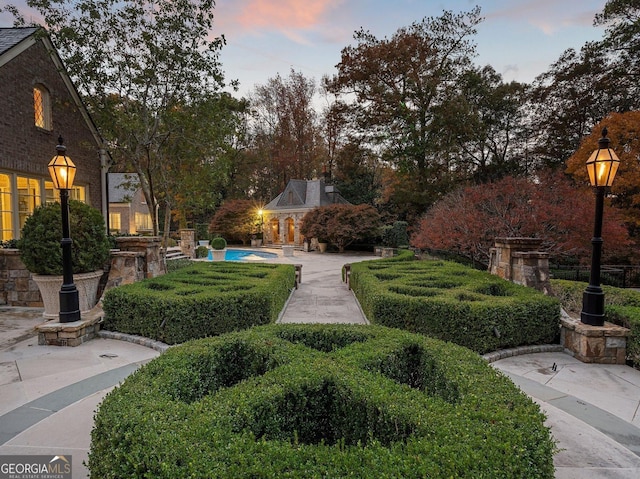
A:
[581,128,620,326]
[48,137,80,323]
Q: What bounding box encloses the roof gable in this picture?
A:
[0,27,106,156]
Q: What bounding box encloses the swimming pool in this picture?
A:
[207,248,278,261]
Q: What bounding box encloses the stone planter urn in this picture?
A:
[251,238,263,247]
[318,242,328,253]
[211,249,226,261]
[33,270,104,320]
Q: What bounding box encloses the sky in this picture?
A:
[1,0,609,98]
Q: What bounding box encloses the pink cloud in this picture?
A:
[227,0,343,33]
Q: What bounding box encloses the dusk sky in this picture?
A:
[2,0,608,98]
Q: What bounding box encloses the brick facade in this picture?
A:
[0,28,105,238]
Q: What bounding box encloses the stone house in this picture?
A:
[0,27,108,241]
[262,178,349,247]
[108,173,153,235]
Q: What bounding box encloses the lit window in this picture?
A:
[0,174,13,241]
[109,213,122,233]
[34,85,52,130]
[17,176,41,231]
[135,212,153,231]
[45,181,86,204]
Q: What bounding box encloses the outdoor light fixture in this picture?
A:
[581,128,619,326]
[585,128,620,187]
[48,137,80,323]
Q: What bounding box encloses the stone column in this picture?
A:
[115,236,166,278]
[180,229,196,259]
[489,238,550,293]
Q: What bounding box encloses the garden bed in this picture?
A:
[101,262,295,344]
[350,254,560,354]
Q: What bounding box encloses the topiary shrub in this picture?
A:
[211,236,227,250]
[18,200,111,275]
[89,324,555,478]
[350,256,559,353]
[195,245,209,258]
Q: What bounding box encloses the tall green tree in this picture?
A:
[433,65,528,183]
[22,0,234,238]
[325,7,483,221]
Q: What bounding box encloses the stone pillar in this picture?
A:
[180,229,196,259]
[489,238,550,293]
[115,236,166,278]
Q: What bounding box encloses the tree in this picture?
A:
[433,66,528,183]
[325,7,483,220]
[247,69,324,198]
[566,111,640,237]
[208,199,259,244]
[411,171,632,264]
[527,43,622,169]
[301,204,382,253]
[595,0,640,81]
[22,0,233,239]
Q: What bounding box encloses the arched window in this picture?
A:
[33,84,52,130]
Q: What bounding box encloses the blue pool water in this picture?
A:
[207,248,278,261]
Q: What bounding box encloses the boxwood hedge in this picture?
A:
[89,324,555,478]
[350,255,560,354]
[102,262,295,344]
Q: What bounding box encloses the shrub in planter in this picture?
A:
[195,245,209,258]
[18,200,111,275]
[89,324,555,478]
[211,237,227,250]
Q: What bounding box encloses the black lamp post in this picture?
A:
[581,128,620,326]
[48,137,80,323]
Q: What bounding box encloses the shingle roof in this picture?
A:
[264,179,350,210]
[108,173,140,203]
[0,27,39,56]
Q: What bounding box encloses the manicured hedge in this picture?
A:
[102,262,295,344]
[551,279,640,364]
[89,324,555,478]
[350,255,560,354]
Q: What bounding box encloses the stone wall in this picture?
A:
[0,249,42,306]
[1,236,166,307]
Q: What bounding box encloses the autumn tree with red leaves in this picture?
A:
[566,111,640,237]
[301,204,383,253]
[208,199,260,244]
[411,170,632,264]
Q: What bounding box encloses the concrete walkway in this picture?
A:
[1,250,640,478]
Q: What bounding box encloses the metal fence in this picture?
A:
[551,265,640,289]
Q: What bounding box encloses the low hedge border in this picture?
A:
[89,324,555,478]
[550,279,640,364]
[350,255,560,354]
[102,262,295,344]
